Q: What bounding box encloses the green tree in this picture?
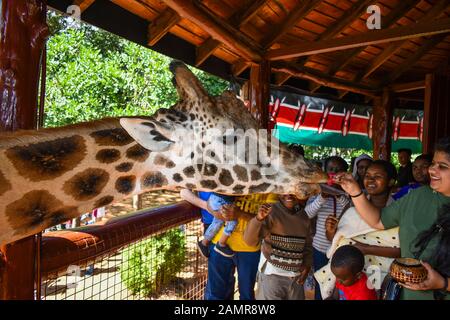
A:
[44,11,228,127]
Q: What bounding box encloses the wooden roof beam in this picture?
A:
[229,0,269,28]
[274,72,292,86]
[195,0,269,67]
[162,0,263,62]
[267,17,450,60]
[390,80,425,93]
[147,8,181,46]
[315,0,421,95]
[73,0,95,12]
[232,59,250,76]
[271,61,378,97]
[383,34,448,85]
[356,0,449,81]
[262,0,321,49]
[195,38,221,66]
[281,0,376,87]
[328,0,439,99]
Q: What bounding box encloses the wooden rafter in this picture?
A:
[229,0,269,28]
[73,0,95,12]
[325,0,435,98]
[147,8,181,46]
[195,0,269,67]
[383,34,448,85]
[232,59,250,77]
[390,80,425,93]
[266,17,450,60]
[325,0,423,77]
[262,0,321,49]
[355,0,449,81]
[162,0,264,62]
[276,0,375,86]
[271,61,377,97]
[195,38,221,66]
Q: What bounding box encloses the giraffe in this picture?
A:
[0,61,327,246]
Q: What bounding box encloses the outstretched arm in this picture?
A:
[352,241,401,258]
[179,189,208,211]
[334,173,385,230]
[180,190,223,220]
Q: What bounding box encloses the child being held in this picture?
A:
[329,245,377,300]
[197,193,237,258]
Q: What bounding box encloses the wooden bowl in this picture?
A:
[389,258,428,284]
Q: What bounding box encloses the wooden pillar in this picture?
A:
[423,73,450,154]
[0,0,48,300]
[248,61,271,129]
[372,88,394,161]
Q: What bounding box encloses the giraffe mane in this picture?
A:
[0,118,124,148]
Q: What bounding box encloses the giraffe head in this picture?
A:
[120,61,327,198]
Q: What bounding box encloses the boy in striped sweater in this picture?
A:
[305,156,350,300]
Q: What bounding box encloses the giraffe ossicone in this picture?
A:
[0,61,326,245]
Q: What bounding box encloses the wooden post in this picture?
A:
[0,0,48,300]
[423,73,450,154]
[372,88,394,161]
[249,61,271,129]
[132,195,143,210]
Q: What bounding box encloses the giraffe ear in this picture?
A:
[120,118,177,151]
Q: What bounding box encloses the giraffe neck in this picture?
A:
[0,118,178,245]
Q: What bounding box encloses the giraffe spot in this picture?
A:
[185,183,196,189]
[5,190,79,235]
[0,170,12,196]
[141,122,155,128]
[251,169,262,181]
[200,180,217,189]
[95,196,114,207]
[204,164,218,176]
[116,176,136,195]
[233,165,248,182]
[90,128,133,146]
[142,171,168,188]
[219,169,233,186]
[126,144,150,162]
[5,135,87,182]
[249,183,271,193]
[183,166,195,178]
[168,109,188,122]
[116,162,133,172]
[96,149,121,164]
[232,185,246,194]
[154,155,175,168]
[63,168,109,201]
[173,173,183,182]
[150,129,173,143]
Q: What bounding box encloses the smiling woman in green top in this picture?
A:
[333,137,450,300]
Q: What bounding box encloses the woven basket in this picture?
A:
[389,258,428,284]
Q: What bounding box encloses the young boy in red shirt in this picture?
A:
[329,245,377,300]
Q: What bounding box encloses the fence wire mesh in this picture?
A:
[40,217,208,300]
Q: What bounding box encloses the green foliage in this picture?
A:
[120,228,186,297]
[44,12,229,127]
